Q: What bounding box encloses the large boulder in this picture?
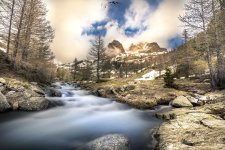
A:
[0,78,6,85]
[155,102,225,150]
[0,78,48,112]
[171,96,193,108]
[85,134,130,150]
[96,89,106,97]
[18,97,49,111]
[0,84,6,92]
[30,85,45,96]
[6,91,30,110]
[0,92,11,112]
[48,88,62,97]
[186,95,206,106]
[6,80,25,92]
[5,89,41,110]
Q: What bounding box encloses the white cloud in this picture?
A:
[105,0,185,49]
[45,0,185,63]
[124,0,151,29]
[45,0,108,63]
[139,0,185,47]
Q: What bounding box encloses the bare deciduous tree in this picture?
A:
[180,0,217,89]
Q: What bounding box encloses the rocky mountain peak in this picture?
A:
[108,40,125,52]
[106,40,125,57]
[128,42,167,53]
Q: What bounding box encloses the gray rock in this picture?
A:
[155,112,177,120]
[0,85,5,92]
[30,82,38,85]
[97,89,106,97]
[30,86,45,95]
[186,95,200,106]
[18,97,49,111]
[6,91,31,99]
[86,134,129,150]
[109,87,118,95]
[0,78,6,84]
[171,96,193,108]
[156,103,225,150]
[186,95,198,103]
[6,91,32,110]
[125,85,135,91]
[194,94,209,101]
[7,83,25,92]
[5,91,16,96]
[48,88,62,97]
[0,92,11,112]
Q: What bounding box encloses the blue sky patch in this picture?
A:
[168,36,184,49]
[146,0,163,9]
[107,0,132,27]
[82,20,108,36]
[125,27,140,37]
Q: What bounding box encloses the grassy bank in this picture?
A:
[80,78,211,109]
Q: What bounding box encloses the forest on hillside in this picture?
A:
[0,0,55,83]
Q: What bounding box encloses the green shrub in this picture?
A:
[164,68,175,88]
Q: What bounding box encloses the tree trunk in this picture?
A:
[212,0,224,88]
[200,0,216,90]
[14,0,27,58]
[205,33,217,90]
[96,36,100,83]
[6,0,15,55]
[184,30,190,78]
[22,0,34,60]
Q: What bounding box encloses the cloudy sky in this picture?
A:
[45,0,185,63]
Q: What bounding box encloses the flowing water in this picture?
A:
[0,83,170,150]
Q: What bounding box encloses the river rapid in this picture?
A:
[0,83,170,150]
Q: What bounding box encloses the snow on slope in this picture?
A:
[136,70,166,81]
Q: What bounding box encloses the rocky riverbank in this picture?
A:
[154,99,225,150]
[80,79,212,109]
[80,78,225,149]
[153,89,225,149]
[0,77,49,112]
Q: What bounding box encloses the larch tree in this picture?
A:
[71,58,82,80]
[13,0,27,58]
[21,0,35,60]
[20,0,55,62]
[88,35,107,83]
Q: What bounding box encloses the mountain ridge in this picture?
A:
[106,40,167,57]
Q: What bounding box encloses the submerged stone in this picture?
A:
[85,134,130,150]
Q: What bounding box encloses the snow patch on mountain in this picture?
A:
[136,70,166,81]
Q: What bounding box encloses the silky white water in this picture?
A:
[0,83,169,150]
